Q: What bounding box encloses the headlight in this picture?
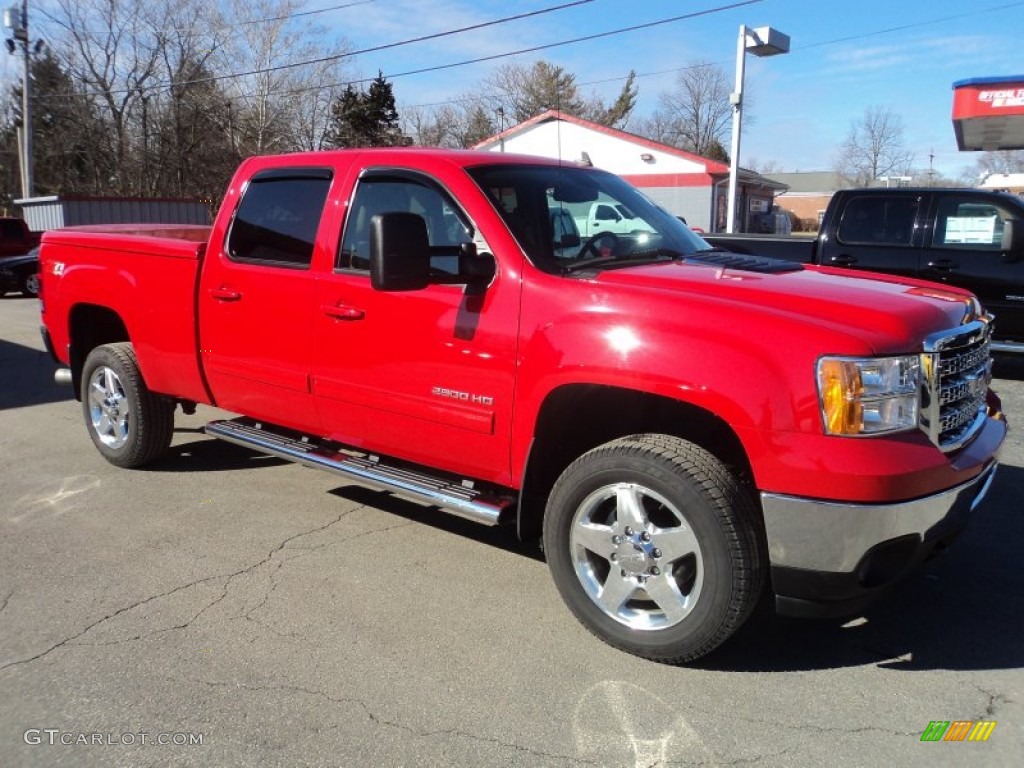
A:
[817,355,920,436]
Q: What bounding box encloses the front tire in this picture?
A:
[543,434,764,664]
[81,343,174,467]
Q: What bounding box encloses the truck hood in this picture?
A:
[591,259,980,355]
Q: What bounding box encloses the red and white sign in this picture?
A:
[952,77,1024,151]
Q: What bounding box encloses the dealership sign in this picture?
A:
[950,75,1024,151]
[952,76,1024,151]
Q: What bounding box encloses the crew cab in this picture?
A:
[39,149,1007,663]
[704,188,1024,353]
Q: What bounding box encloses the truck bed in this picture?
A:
[41,225,212,404]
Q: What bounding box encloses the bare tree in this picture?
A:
[478,61,585,123]
[402,99,497,149]
[746,158,783,175]
[212,0,353,155]
[959,149,1024,183]
[46,0,165,193]
[835,106,914,186]
[636,63,731,157]
[472,60,636,128]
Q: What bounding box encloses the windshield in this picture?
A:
[467,164,711,272]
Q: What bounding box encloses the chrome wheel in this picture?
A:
[24,272,40,296]
[570,482,703,631]
[87,365,130,450]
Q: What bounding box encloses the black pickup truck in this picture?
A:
[705,188,1024,353]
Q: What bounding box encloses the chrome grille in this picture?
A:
[920,318,993,452]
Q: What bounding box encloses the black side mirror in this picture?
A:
[458,242,496,283]
[558,233,581,248]
[1002,219,1022,263]
[370,212,430,291]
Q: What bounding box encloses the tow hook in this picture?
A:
[54,368,72,386]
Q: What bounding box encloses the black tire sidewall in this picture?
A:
[544,443,744,660]
[80,344,172,467]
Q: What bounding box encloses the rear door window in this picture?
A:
[227,169,332,268]
[837,195,919,246]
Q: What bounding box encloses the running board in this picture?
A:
[204,418,515,526]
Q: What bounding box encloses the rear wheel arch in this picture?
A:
[68,304,131,400]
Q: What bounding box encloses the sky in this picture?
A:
[8,0,1023,180]
[295,0,1023,179]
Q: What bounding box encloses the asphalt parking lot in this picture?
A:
[1,294,1022,767]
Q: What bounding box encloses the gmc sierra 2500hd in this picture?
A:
[39,149,1007,663]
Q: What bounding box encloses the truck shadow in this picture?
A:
[139,435,1023,670]
[146,436,289,473]
[0,338,73,411]
[328,485,546,563]
[700,464,1024,672]
[333,469,1024,672]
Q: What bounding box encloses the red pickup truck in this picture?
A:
[39,149,1007,663]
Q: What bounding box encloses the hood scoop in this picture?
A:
[685,251,804,274]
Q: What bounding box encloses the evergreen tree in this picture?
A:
[459,106,496,148]
[703,139,729,165]
[326,72,405,148]
[586,71,638,129]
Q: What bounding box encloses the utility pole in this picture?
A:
[4,0,36,198]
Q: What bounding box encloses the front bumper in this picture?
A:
[762,459,999,618]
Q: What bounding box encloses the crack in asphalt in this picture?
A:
[966,682,1012,721]
[0,589,12,616]
[0,506,379,670]
[182,677,597,764]
[225,518,415,642]
[663,744,801,766]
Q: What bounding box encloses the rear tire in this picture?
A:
[81,343,175,467]
[543,434,764,664]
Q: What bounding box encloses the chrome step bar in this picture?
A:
[205,419,514,526]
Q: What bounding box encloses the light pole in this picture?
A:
[4,0,39,199]
[726,25,789,233]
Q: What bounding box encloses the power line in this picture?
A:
[126,0,597,95]
[393,0,1024,112]
[239,0,376,26]
[25,0,1020,114]
[797,0,1024,51]
[36,0,376,35]
[25,0,749,103]
[345,1,762,85]
[198,0,762,103]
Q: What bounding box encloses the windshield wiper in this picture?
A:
[561,248,683,273]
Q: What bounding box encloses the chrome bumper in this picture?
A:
[761,462,998,574]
